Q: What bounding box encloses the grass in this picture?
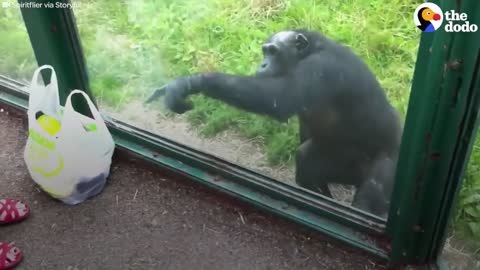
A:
[0,0,479,250]
[0,7,37,82]
[75,0,420,164]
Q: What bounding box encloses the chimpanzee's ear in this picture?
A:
[295,33,309,51]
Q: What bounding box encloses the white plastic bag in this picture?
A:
[24,65,115,205]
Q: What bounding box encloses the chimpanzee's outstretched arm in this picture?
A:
[165,73,300,122]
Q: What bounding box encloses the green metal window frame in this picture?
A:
[0,0,478,268]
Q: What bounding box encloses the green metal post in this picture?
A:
[18,0,93,115]
[387,0,480,265]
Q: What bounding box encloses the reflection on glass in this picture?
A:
[441,145,480,269]
[0,5,37,84]
[74,0,421,218]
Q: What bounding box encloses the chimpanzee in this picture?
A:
[146,30,403,217]
[351,155,398,218]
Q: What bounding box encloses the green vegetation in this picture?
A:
[0,0,478,247]
[0,8,37,82]
[74,0,420,164]
[454,145,480,251]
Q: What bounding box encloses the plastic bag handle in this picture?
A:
[64,90,106,127]
[29,65,60,108]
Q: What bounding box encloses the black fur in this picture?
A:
[145,85,166,104]
[148,30,403,217]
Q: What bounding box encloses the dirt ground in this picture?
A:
[104,101,355,205]
[108,101,480,270]
[0,105,391,269]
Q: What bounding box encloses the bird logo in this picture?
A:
[414,3,443,32]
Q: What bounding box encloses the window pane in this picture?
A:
[441,136,480,269]
[0,4,37,84]
[74,0,420,219]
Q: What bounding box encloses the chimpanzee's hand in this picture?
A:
[164,76,201,114]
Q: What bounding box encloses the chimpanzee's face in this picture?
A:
[256,31,309,77]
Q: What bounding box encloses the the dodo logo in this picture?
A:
[414,3,443,32]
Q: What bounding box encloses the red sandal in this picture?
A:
[0,242,23,270]
[0,199,30,225]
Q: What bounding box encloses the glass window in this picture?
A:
[441,138,480,269]
[0,4,37,84]
[74,0,421,219]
